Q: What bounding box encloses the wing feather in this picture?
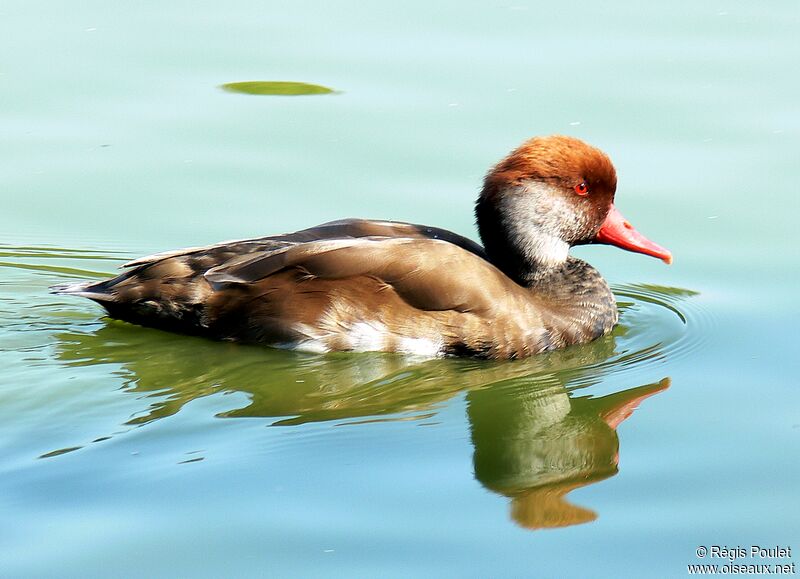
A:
[122,219,485,269]
[205,237,520,314]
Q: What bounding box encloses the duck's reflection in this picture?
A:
[469,377,668,529]
[56,321,668,530]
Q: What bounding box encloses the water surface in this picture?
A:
[1,1,798,577]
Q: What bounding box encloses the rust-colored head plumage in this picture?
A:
[481,135,617,202]
[475,136,621,279]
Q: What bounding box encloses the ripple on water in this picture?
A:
[611,283,711,367]
[523,286,701,394]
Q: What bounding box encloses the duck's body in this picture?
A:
[57,136,671,359]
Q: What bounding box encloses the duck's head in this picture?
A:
[476,135,672,280]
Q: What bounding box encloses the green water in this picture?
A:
[2,1,799,577]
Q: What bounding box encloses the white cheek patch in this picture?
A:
[499,181,584,268]
[523,233,569,270]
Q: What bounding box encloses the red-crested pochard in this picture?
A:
[55,136,671,359]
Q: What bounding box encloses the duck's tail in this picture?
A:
[51,273,211,334]
[50,280,117,302]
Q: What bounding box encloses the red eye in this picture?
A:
[574,181,589,196]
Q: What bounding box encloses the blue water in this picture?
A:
[1,1,798,577]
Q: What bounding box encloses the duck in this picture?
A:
[55,135,671,359]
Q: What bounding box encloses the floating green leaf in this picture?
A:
[220,81,336,96]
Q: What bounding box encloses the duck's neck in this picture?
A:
[476,181,577,283]
[476,193,618,345]
[527,257,618,346]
